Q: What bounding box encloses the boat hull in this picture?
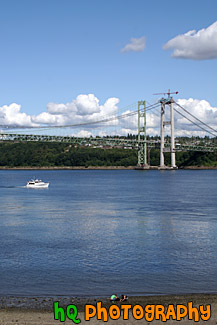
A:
[26,183,49,188]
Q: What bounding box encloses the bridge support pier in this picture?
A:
[170,100,176,168]
[136,100,149,169]
[159,97,177,170]
[160,101,165,167]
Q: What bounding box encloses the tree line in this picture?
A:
[0,142,216,167]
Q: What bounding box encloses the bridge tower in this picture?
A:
[159,96,177,169]
[137,100,149,169]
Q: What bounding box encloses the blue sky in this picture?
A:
[0,0,217,136]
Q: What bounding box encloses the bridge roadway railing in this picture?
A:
[0,133,216,152]
[174,144,216,152]
[0,133,159,149]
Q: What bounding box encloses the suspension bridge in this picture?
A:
[0,92,217,169]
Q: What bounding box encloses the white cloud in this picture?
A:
[0,103,36,127]
[76,130,93,138]
[47,102,77,115]
[1,95,217,138]
[119,128,137,136]
[147,113,160,128]
[119,109,160,134]
[147,128,159,136]
[98,131,108,137]
[163,21,217,60]
[175,130,207,137]
[0,94,120,130]
[121,36,146,53]
[119,110,138,129]
[176,98,217,126]
[75,94,100,115]
[32,94,120,127]
[32,111,68,125]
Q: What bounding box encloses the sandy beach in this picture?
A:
[0,294,217,324]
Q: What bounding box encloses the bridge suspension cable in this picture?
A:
[174,101,217,134]
[173,106,217,138]
[2,102,161,132]
[0,101,137,130]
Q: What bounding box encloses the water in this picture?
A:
[0,169,217,297]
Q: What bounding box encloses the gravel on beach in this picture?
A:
[0,294,217,324]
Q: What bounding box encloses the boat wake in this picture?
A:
[0,186,22,188]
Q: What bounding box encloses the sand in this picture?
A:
[0,294,217,324]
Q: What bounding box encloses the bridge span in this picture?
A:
[0,95,217,169]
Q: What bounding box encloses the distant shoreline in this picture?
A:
[0,166,217,170]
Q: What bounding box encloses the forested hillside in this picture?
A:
[0,142,216,167]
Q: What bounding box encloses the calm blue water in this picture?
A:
[0,170,217,297]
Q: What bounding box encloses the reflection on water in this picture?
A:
[0,170,217,296]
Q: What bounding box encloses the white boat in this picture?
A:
[26,179,49,188]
